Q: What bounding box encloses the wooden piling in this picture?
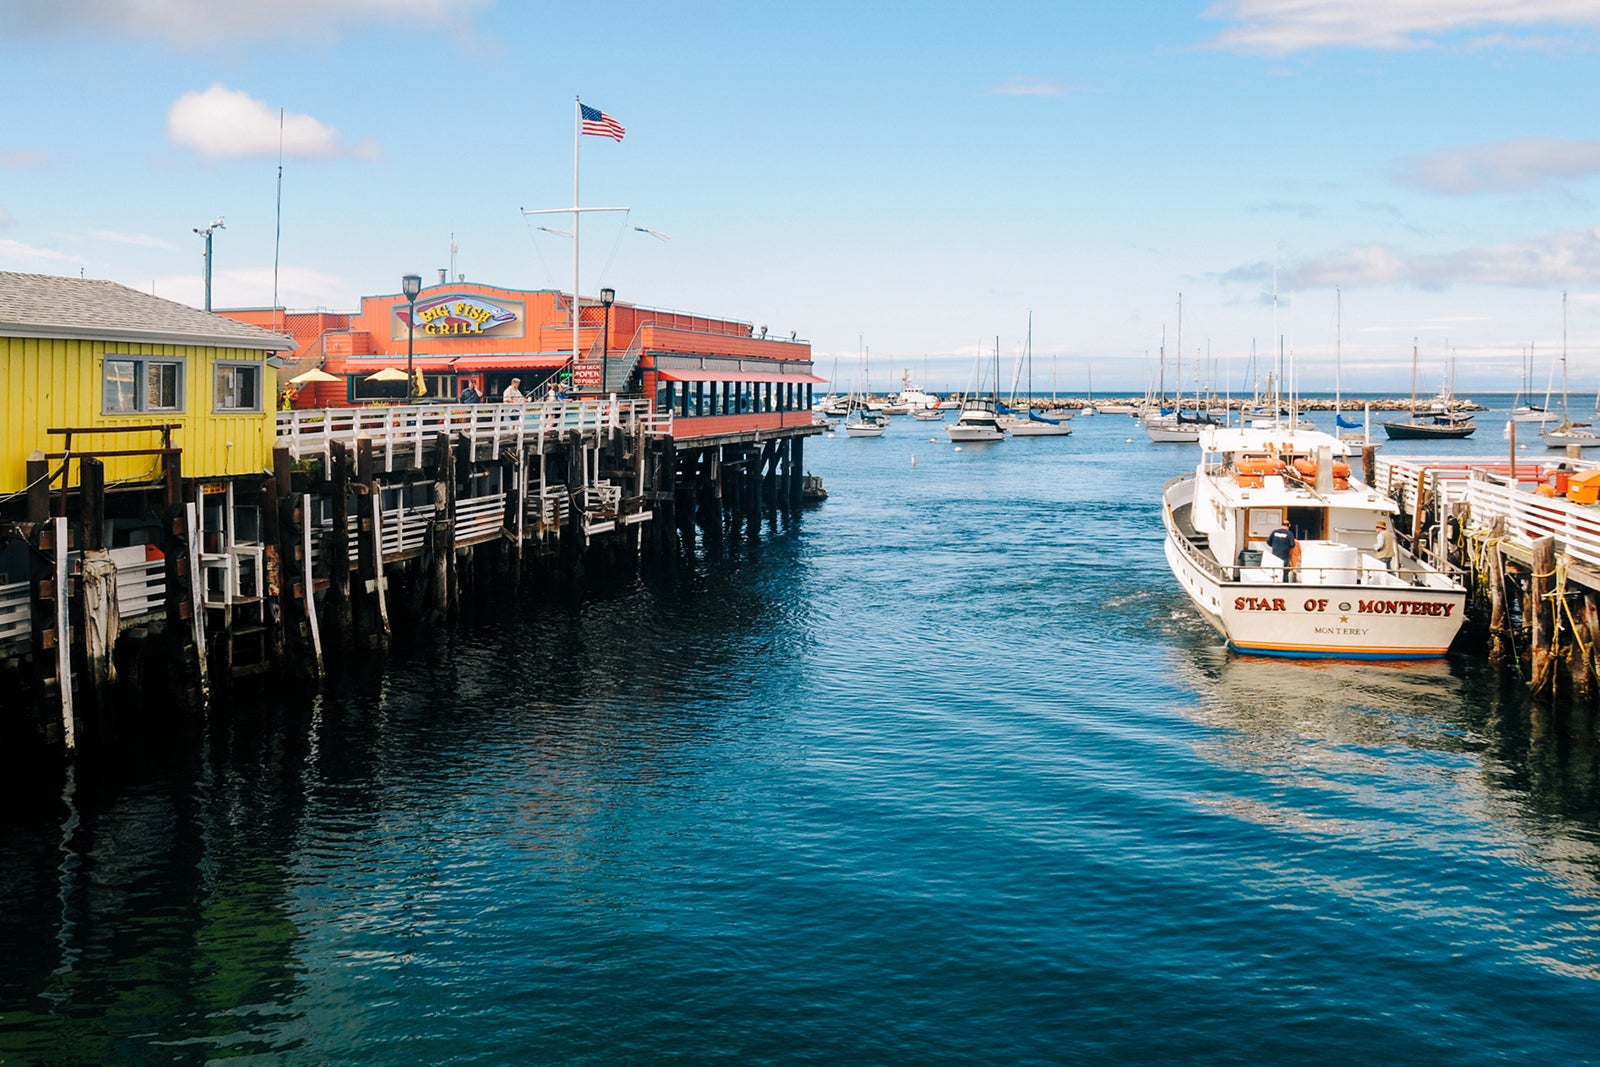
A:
[329,440,353,639]
[1530,535,1557,696]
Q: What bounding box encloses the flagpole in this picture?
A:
[573,95,582,378]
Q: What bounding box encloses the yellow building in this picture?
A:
[0,272,292,495]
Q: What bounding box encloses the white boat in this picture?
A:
[894,370,941,413]
[947,397,1005,441]
[997,312,1071,437]
[912,406,946,422]
[844,405,888,437]
[1163,426,1467,658]
[1143,295,1218,442]
[1513,342,1557,422]
[948,340,1007,442]
[1096,401,1140,415]
[1540,294,1600,449]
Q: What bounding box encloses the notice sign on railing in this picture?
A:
[571,361,601,389]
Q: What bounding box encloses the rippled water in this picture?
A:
[5,400,1600,1064]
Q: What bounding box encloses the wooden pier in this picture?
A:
[1372,450,1600,707]
[0,398,819,755]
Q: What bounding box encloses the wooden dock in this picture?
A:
[0,399,819,755]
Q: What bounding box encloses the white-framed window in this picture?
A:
[214,361,263,413]
[103,356,184,414]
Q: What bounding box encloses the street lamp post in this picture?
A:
[402,274,422,401]
[600,287,615,396]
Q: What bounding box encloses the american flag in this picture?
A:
[580,104,625,141]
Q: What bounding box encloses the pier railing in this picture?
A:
[275,399,672,466]
[0,580,28,646]
[1373,455,1600,572]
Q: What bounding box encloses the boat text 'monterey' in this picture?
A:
[1162,427,1467,658]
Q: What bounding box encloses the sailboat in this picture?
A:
[1382,340,1476,439]
[999,313,1071,437]
[1540,293,1600,449]
[1080,362,1097,415]
[1145,294,1219,443]
[1512,343,1557,423]
[843,340,888,437]
[947,339,1006,442]
[1330,290,1375,448]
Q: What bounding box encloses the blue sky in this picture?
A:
[4,0,1600,395]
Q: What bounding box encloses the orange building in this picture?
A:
[221,279,822,439]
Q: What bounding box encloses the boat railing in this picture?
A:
[1164,474,1457,588]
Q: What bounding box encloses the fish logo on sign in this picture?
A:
[399,296,519,336]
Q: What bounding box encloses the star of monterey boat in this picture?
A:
[1162,426,1467,659]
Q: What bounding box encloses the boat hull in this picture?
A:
[1381,419,1476,440]
[1163,508,1465,659]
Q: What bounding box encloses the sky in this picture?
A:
[4,0,1600,396]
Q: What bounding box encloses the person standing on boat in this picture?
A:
[1375,520,1397,571]
[1266,519,1297,582]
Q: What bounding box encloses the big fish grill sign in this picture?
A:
[398,295,519,336]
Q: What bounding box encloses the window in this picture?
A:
[215,361,262,412]
[103,356,184,414]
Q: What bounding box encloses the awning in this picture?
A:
[335,355,569,373]
[655,369,826,384]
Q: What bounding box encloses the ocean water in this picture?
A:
[4,399,1600,1065]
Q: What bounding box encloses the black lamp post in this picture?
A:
[402,274,422,400]
[599,287,615,396]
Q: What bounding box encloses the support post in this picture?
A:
[1530,535,1557,697]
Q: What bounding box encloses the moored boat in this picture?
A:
[946,396,1005,441]
[1162,426,1467,658]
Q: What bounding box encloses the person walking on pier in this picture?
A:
[1266,519,1297,583]
[1375,519,1396,571]
[503,378,525,403]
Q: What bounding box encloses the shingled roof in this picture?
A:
[0,272,293,352]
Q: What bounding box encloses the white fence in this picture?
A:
[0,581,28,645]
[456,494,505,545]
[276,399,672,468]
[1376,455,1600,572]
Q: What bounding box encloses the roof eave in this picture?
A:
[0,321,293,352]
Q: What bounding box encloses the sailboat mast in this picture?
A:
[1176,292,1183,411]
[1026,310,1033,410]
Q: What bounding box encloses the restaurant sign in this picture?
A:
[396,295,520,337]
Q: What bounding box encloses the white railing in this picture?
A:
[0,580,28,645]
[535,486,569,534]
[1463,471,1600,571]
[275,399,672,466]
[114,557,166,618]
[386,504,435,557]
[455,494,505,544]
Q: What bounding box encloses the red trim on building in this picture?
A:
[655,369,826,384]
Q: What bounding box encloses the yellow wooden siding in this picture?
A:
[1,337,277,494]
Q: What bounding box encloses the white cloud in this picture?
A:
[11,0,486,47]
[1391,137,1600,194]
[167,84,378,161]
[988,77,1069,96]
[1203,0,1600,53]
[0,238,81,266]
[1226,228,1600,290]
